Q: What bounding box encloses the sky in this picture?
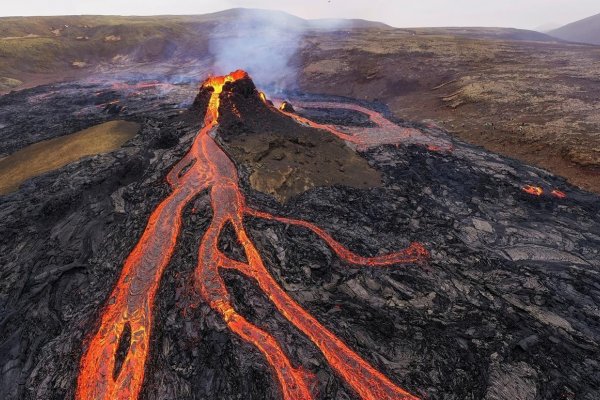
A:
[1,0,598,30]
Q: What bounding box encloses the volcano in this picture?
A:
[77,70,427,400]
[0,71,599,400]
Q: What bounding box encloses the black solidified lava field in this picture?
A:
[1,76,600,400]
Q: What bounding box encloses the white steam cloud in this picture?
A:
[208,9,307,92]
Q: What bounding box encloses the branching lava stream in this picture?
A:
[76,70,428,400]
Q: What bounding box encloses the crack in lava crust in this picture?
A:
[76,70,427,400]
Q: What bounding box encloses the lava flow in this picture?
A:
[76,70,428,400]
[523,185,544,196]
[276,100,453,152]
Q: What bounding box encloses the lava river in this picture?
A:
[76,70,429,400]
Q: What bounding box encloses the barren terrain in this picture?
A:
[299,29,600,193]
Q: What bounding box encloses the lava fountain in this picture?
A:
[76,70,428,400]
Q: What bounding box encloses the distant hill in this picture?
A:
[405,27,561,42]
[204,8,391,30]
[534,22,561,33]
[0,8,581,93]
[549,13,600,45]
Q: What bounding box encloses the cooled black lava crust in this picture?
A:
[0,80,599,400]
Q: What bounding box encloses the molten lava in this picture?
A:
[523,185,543,196]
[110,81,175,91]
[551,189,567,199]
[76,70,427,400]
[259,91,267,103]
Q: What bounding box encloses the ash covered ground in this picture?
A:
[0,76,599,400]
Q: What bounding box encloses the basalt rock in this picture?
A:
[0,75,599,400]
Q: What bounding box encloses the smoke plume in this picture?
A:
[208,9,306,92]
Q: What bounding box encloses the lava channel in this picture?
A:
[276,100,453,152]
[76,70,428,400]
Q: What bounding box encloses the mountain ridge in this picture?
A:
[549,12,600,45]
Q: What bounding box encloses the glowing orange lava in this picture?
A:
[551,189,567,199]
[110,81,174,91]
[259,91,268,103]
[77,70,426,400]
[522,185,544,196]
